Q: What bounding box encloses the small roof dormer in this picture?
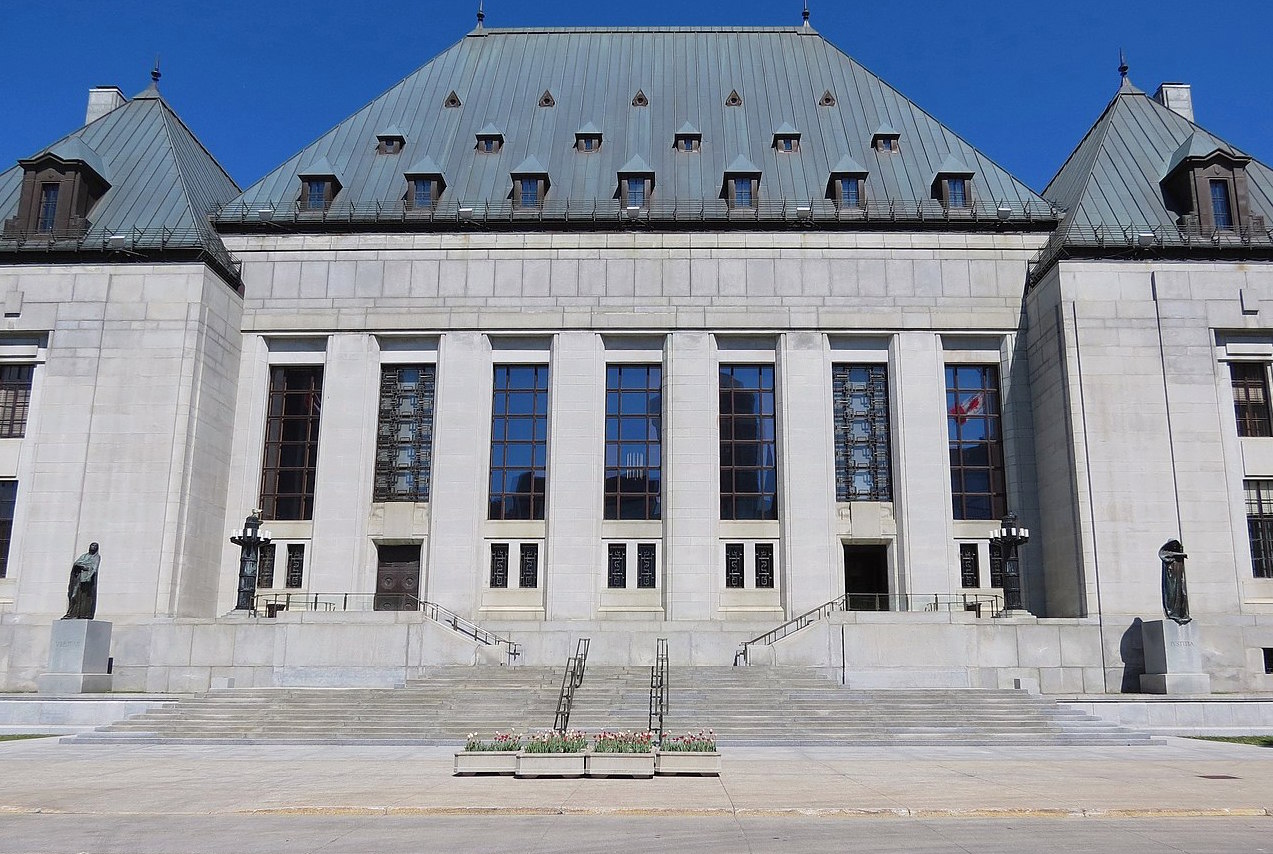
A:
[376,124,407,155]
[932,153,975,209]
[510,155,550,209]
[871,123,901,153]
[722,154,761,209]
[298,157,343,212]
[476,123,504,154]
[674,121,702,153]
[772,122,801,153]
[404,155,446,188]
[575,122,602,153]
[1161,132,1254,233]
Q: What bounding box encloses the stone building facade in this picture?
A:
[0,26,1270,693]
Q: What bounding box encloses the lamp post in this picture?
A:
[230,509,272,611]
[993,511,1030,615]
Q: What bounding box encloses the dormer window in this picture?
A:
[837,177,862,208]
[733,178,754,207]
[932,154,975,210]
[510,157,550,210]
[827,154,868,210]
[3,139,110,239]
[575,123,602,153]
[674,123,701,153]
[476,125,505,154]
[617,155,655,209]
[404,157,446,212]
[772,123,800,154]
[303,179,333,211]
[872,125,901,153]
[626,178,646,207]
[947,177,968,208]
[722,155,761,210]
[36,184,59,233]
[1161,134,1253,234]
[411,179,434,209]
[376,126,407,155]
[518,178,540,208]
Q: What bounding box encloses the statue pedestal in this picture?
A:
[1140,619,1210,695]
[37,620,113,694]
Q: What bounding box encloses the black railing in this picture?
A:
[648,638,669,744]
[252,591,521,664]
[553,638,590,733]
[733,591,1004,666]
[215,197,1059,232]
[0,225,241,283]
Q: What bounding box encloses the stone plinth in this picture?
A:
[37,620,113,694]
[1140,619,1210,695]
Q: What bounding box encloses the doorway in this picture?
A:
[375,544,421,611]
[843,544,889,611]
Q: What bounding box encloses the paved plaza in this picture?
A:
[0,735,1270,852]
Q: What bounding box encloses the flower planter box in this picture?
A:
[515,751,587,778]
[453,750,519,776]
[586,751,655,778]
[655,751,721,776]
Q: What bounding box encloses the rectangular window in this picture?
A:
[840,178,860,208]
[304,180,329,211]
[284,544,305,589]
[519,178,540,208]
[1245,480,1273,578]
[946,364,1006,520]
[607,543,627,589]
[519,543,539,588]
[947,178,968,208]
[604,364,662,521]
[733,179,753,208]
[755,543,775,589]
[725,543,745,588]
[0,365,34,438]
[720,364,777,520]
[412,179,433,210]
[959,543,980,588]
[1231,363,1272,437]
[833,364,891,501]
[256,543,276,589]
[260,366,323,521]
[636,543,657,589]
[490,543,509,588]
[1265,648,1273,675]
[37,183,59,233]
[989,541,1005,588]
[373,365,436,502]
[0,481,15,578]
[626,178,646,207]
[489,365,549,520]
[1211,179,1234,230]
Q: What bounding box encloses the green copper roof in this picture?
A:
[228,26,1047,217]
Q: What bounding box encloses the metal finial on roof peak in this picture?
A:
[476,0,485,28]
[802,1,810,26]
[1118,49,1128,80]
[151,55,161,86]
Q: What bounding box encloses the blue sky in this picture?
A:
[2,1,1270,193]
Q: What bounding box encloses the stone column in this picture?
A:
[425,332,490,616]
[663,332,719,620]
[545,332,605,619]
[777,332,838,614]
[890,333,952,599]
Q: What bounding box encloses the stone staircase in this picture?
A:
[68,665,1151,746]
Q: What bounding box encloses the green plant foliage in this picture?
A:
[658,730,717,752]
[463,731,523,752]
[593,730,655,754]
[522,730,588,754]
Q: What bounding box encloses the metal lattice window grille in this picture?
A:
[724,543,745,588]
[489,365,549,520]
[719,364,778,521]
[490,543,509,588]
[1245,480,1273,578]
[519,543,539,588]
[604,365,662,521]
[260,366,323,521]
[607,543,627,589]
[373,365,436,502]
[755,543,775,589]
[0,481,15,578]
[284,544,305,589]
[256,543,276,589]
[945,364,1006,521]
[959,543,980,588]
[989,541,1005,588]
[1230,362,1272,438]
[0,365,34,438]
[832,364,892,502]
[636,543,657,589]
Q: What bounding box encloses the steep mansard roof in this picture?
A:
[0,81,241,282]
[1042,77,1273,245]
[222,26,1053,227]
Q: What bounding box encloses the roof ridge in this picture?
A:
[470,26,811,34]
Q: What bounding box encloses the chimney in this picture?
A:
[1153,83,1194,123]
[85,86,126,124]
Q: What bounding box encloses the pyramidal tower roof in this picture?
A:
[225,26,1050,223]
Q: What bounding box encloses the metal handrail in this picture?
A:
[733,591,1004,666]
[214,196,1060,231]
[648,638,669,745]
[553,637,590,733]
[251,591,521,664]
[0,225,242,283]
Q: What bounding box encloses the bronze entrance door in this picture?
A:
[843,544,889,611]
[375,544,421,611]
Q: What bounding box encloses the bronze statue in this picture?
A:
[61,543,100,620]
[1158,539,1190,625]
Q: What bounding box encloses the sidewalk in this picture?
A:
[0,736,1270,819]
